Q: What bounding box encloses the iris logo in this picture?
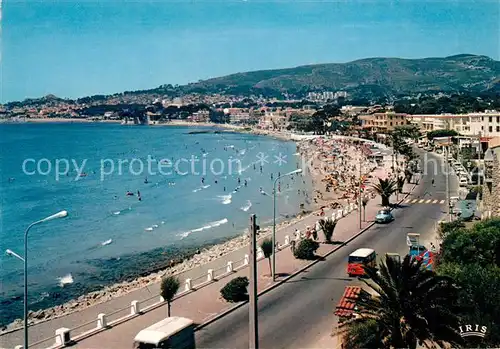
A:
[459,324,487,338]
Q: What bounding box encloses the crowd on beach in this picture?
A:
[297,137,378,209]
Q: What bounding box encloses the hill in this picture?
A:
[172,54,500,99]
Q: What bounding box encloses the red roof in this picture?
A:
[334,286,362,317]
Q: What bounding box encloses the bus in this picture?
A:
[347,248,376,277]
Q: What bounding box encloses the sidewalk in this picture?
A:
[0,167,398,349]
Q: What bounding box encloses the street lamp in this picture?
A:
[6,210,68,349]
[272,169,302,281]
[5,249,25,262]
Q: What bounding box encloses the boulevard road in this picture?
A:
[195,152,458,349]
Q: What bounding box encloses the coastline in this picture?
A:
[0,130,373,333]
[0,117,123,124]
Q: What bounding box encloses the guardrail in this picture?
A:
[15,203,360,348]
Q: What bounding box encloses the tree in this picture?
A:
[160,275,180,317]
[293,239,319,260]
[435,218,500,347]
[427,129,459,140]
[341,255,463,349]
[341,319,383,349]
[220,277,249,302]
[318,218,337,243]
[372,178,397,206]
[260,238,273,276]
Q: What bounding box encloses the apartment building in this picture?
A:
[359,112,408,132]
[409,112,500,137]
[258,110,289,130]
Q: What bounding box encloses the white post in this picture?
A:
[130,300,139,315]
[284,235,290,245]
[185,278,192,291]
[55,328,70,346]
[207,269,214,282]
[244,254,250,266]
[97,313,107,329]
[226,261,233,273]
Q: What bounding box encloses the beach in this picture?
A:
[0,125,379,332]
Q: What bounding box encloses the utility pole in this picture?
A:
[358,157,362,229]
[249,214,259,349]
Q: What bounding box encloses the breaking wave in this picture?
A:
[178,218,229,239]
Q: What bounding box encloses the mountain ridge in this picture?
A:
[176,54,500,99]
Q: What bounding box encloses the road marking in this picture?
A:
[411,199,418,203]
[439,200,445,204]
[432,200,438,204]
[418,199,425,203]
[425,199,432,204]
[405,199,411,203]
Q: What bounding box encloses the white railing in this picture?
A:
[15,203,360,348]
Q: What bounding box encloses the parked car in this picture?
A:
[459,177,469,187]
[375,209,394,223]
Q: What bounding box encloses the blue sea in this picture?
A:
[0,123,311,324]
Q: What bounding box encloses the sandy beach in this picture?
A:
[1,131,381,333]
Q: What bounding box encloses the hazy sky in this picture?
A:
[3,0,499,102]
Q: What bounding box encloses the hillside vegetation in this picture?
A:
[173,54,499,98]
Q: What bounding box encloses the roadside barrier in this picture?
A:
[13,203,359,349]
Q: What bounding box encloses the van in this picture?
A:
[134,317,195,349]
[347,248,376,277]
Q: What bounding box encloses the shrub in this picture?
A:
[220,276,249,302]
[160,275,180,316]
[319,218,337,243]
[293,239,320,260]
[260,238,273,275]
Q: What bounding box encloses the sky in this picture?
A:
[2,0,499,102]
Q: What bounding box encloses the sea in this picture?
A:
[0,123,312,325]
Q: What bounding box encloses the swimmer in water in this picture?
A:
[244,179,247,187]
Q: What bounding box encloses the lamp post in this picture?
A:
[6,210,68,349]
[272,169,302,281]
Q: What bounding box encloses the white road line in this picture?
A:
[405,199,411,203]
[432,200,438,204]
[425,199,432,204]
[418,199,425,203]
[439,200,445,204]
[411,199,418,203]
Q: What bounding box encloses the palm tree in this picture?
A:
[260,238,273,276]
[318,218,337,243]
[372,178,397,207]
[160,275,180,317]
[340,255,463,349]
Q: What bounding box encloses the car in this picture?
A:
[375,209,394,223]
[459,177,469,187]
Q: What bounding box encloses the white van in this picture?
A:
[134,317,195,349]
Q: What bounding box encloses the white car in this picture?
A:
[459,177,469,187]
